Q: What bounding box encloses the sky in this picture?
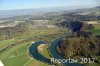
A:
[0,0,99,10]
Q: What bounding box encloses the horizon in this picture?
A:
[0,5,98,11]
[0,0,99,10]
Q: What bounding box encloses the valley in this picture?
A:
[0,6,100,66]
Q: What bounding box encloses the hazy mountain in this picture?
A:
[0,6,96,18]
[71,6,100,16]
[95,6,100,8]
[0,7,69,18]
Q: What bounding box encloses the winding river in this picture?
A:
[29,41,51,64]
[50,37,83,66]
[29,38,83,66]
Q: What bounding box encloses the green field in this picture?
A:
[0,24,100,66]
[0,27,66,66]
[90,24,100,35]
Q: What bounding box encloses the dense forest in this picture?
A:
[57,21,100,66]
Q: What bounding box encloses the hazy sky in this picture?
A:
[0,0,99,10]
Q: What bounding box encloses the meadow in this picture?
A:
[0,23,100,66]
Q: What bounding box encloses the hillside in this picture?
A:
[57,21,100,66]
[70,6,100,16]
[0,6,100,66]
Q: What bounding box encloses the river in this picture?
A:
[29,38,84,66]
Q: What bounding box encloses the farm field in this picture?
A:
[0,27,66,66]
[0,23,100,66]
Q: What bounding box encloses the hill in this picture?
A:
[57,21,100,66]
[70,6,100,16]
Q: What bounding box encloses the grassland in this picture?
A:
[91,24,100,35]
[0,23,100,66]
[0,26,66,66]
